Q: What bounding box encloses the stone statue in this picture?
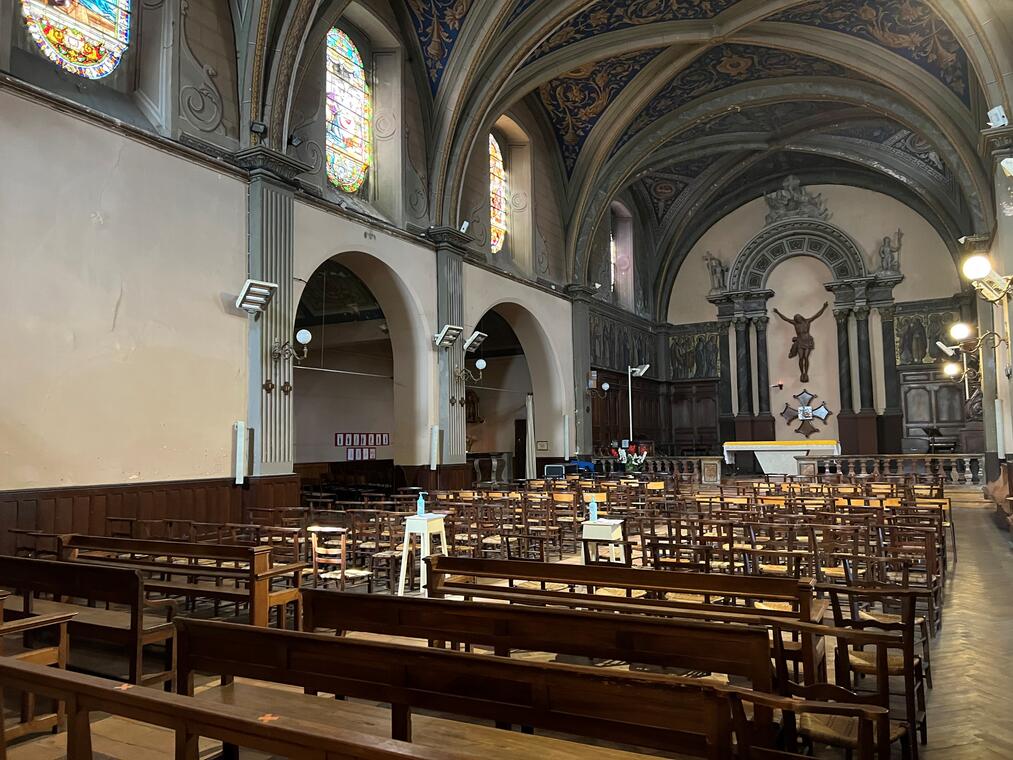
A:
[878,229,903,272]
[764,175,831,224]
[773,302,828,383]
[703,251,727,291]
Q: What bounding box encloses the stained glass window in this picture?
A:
[489,134,508,254]
[326,28,371,193]
[609,229,617,293]
[22,0,132,79]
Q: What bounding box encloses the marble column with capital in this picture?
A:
[834,308,854,413]
[733,317,754,416]
[878,306,901,411]
[754,316,771,414]
[854,306,875,412]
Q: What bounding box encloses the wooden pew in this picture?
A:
[175,617,733,758]
[425,555,827,683]
[0,556,173,686]
[57,534,305,628]
[302,588,774,692]
[0,658,473,760]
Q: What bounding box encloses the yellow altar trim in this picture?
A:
[724,440,839,446]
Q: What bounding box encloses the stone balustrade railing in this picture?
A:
[591,456,723,485]
[795,453,986,485]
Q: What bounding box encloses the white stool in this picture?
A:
[581,518,626,564]
[397,513,448,596]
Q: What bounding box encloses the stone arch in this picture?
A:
[465,297,570,458]
[293,249,432,466]
[726,219,868,292]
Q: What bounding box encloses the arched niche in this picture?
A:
[725,219,867,292]
[293,249,430,466]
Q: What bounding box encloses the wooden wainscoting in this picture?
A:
[0,474,299,555]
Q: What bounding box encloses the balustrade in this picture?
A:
[795,453,986,485]
[590,455,723,484]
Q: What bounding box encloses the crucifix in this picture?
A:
[773,302,827,383]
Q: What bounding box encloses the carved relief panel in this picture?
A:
[668,322,722,380]
[589,311,656,375]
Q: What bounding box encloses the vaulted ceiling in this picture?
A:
[238,0,1011,319]
[391,0,1007,317]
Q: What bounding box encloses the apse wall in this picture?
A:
[666,185,961,416]
[0,88,249,489]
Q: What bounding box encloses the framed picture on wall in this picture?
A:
[369,448,376,460]
[367,433,376,446]
[353,434,361,446]
[381,433,389,446]
[346,448,354,460]
[335,434,342,446]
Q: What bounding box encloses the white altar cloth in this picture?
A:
[722,440,841,475]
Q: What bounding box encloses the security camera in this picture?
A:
[988,105,1009,128]
[936,341,957,358]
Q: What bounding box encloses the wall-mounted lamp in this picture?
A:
[463,330,488,353]
[434,324,464,349]
[962,255,1012,303]
[454,358,486,383]
[586,381,610,400]
[939,322,1011,383]
[272,329,312,363]
[236,279,279,315]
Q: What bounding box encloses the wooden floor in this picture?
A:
[7,497,1013,759]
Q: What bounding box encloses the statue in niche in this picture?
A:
[878,230,903,272]
[764,175,831,224]
[773,302,828,383]
[703,252,728,291]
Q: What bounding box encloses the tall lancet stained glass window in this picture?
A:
[326,28,371,193]
[22,0,132,79]
[489,134,508,253]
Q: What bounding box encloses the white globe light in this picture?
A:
[942,362,961,378]
[962,255,993,281]
[295,329,313,345]
[601,382,610,392]
[949,322,972,341]
[475,358,487,371]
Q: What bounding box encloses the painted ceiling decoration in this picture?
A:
[824,122,948,177]
[405,0,474,94]
[539,48,663,175]
[527,0,739,63]
[770,0,969,104]
[641,156,713,222]
[616,44,854,151]
[677,100,833,141]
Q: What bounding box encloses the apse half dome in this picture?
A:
[22,0,132,80]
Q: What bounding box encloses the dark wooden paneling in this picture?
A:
[0,474,299,552]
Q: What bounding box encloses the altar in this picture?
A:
[723,440,840,475]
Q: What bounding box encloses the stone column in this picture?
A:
[427,227,471,467]
[235,147,310,477]
[854,306,875,412]
[754,316,771,414]
[733,316,753,416]
[878,306,901,411]
[717,319,735,443]
[568,286,595,455]
[834,308,854,412]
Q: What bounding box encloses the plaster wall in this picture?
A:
[293,337,395,464]
[292,200,438,465]
[466,355,532,454]
[462,266,574,458]
[989,171,1013,455]
[0,88,249,489]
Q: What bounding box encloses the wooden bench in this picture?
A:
[176,617,733,758]
[0,556,173,687]
[57,534,305,628]
[425,554,827,683]
[0,658,474,760]
[302,588,774,691]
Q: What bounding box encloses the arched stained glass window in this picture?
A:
[22,0,132,79]
[489,134,508,254]
[326,28,371,194]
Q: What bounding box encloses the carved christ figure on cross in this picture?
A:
[773,302,828,383]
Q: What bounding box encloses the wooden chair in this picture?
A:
[307,525,372,592]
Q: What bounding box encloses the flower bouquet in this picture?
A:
[610,443,648,474]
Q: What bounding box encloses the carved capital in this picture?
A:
[232,147,311,183]
[752,316,769,330]
[853,306,871,321]
[878,305,896,321]
[980,125,1013,159]
[424,225,473,253]
[833,308,851,324]
[732,316,750,330]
